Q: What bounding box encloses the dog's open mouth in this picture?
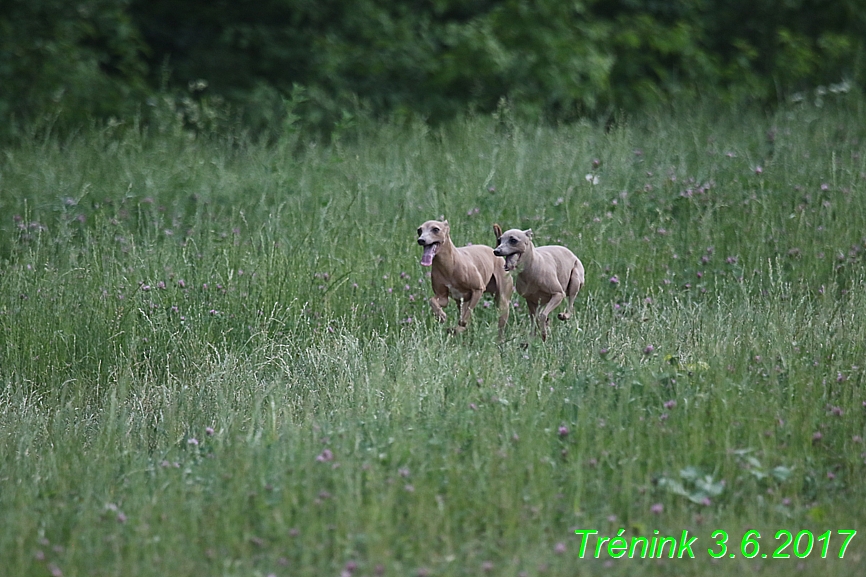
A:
[420,242,440,266]
[503,252,521,271]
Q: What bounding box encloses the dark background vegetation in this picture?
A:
[1,0,864,138]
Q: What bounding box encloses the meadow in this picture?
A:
[1,94,866,576]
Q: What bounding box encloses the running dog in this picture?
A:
[492,225,584,341]
[417,220,513,334]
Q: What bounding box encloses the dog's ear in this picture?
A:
[442,220,450,234]
[493,223,503,244]
[524,229,533,240]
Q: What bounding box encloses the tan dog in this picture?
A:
[493,225,584,341]
[417,220,513,334]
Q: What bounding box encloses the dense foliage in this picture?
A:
[1,0,864,136]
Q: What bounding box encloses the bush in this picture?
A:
[2,0,864,137]
[0,0,149,138]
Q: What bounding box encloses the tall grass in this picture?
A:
[2,95,866,576]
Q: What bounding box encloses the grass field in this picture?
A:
[2,94,866,576]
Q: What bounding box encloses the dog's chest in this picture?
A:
[515,274,545,300]
[446,283,468,300]
[515,275,533,294]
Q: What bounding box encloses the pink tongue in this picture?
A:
[420,244,438,266]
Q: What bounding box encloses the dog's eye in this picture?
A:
[417,228,422,235]
[509,238,518,245]
[432,227,440,233]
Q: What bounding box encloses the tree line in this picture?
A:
[1,0,863,138]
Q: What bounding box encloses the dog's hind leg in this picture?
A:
[557,266,583,321]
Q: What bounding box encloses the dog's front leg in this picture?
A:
[537,293,565,341]
[430,294,449,323]
[456,289,483,330]
[525,300,539,336]
[495,273,513,335]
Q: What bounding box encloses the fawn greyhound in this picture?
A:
[417,220,513,334]
[493,225,584,341]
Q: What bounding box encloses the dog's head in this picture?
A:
[417,220,450,266]
[493,228,533,271]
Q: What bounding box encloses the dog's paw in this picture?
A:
[447,325,467,335]
[557,312,571,321]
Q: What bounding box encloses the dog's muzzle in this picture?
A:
[419,240,440,266]
[501,252,520,271]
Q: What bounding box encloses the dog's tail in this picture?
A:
[493,223,503,246]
